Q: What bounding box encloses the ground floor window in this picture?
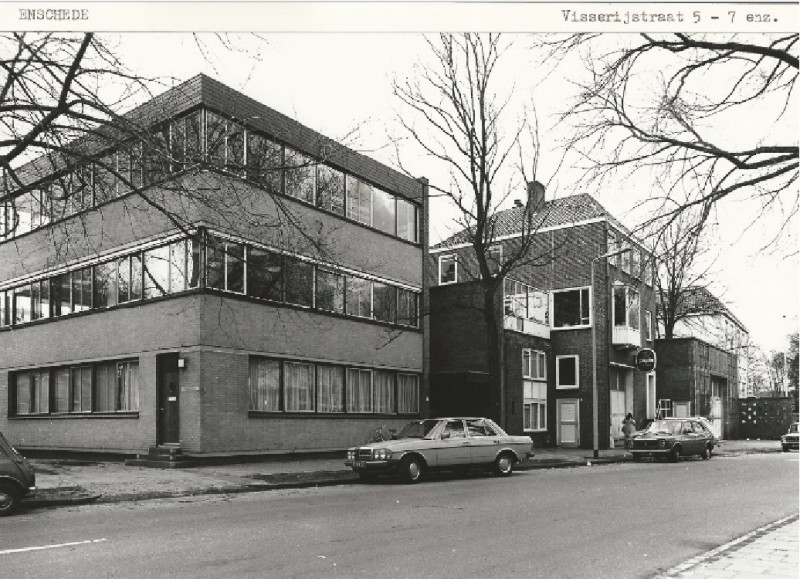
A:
[523,379,547,431]
[249,357,420,415]
[12,359,139,416]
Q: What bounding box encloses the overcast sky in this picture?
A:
[108,31,798,353]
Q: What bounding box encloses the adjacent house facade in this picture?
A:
[0,75,428,456]
[429,184,658,450]
[668,286,751,397]
[653,338,739,440]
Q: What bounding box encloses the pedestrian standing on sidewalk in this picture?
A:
[622,413,637,449]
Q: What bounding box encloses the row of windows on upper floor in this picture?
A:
[503,278,656,338]
[0,231,420,330]
[1,108,420,244]
[606,228,654,284]
[437,242,655,289]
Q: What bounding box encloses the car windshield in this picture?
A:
[790,423,799,433]
[646,420,682,435]
[396,419,441,439]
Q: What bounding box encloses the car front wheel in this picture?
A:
[399,455,423,484]
[702,445,712,460]
[782,444,789,452]
[669,446,681,463]
[0,482,21,517]
[493,453,514,477]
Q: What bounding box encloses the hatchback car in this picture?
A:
[781,422,799,452]
[631,418,716,462]
[0,430,36,516]
[345,417,533,483]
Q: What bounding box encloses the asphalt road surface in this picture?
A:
[1,453,797,578]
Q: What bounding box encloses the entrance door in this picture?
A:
[157,353,180,445]
[646,373,657,420]
[609,367,630,444]
[709,377,725,439]
[557,399,579,447]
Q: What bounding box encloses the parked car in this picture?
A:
[344,417,534,483]
[0,431,36,516]
[630,418,716,462]
[781,422,799,452]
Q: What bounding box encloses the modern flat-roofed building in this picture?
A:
[0,75,428,456]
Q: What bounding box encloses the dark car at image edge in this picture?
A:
[0,430,37,516]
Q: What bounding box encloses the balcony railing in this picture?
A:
[503,278,550,339]
[612,325,641,348]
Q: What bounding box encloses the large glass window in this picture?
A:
[284,257,314,307]
[396,198,418,243]
[317,365,344,413]
[439,255,457,285]
[205,236,245,294]
[0,290,10,327]
[54,368,70,413]
[225,121,246,177]
[552,288,590,328]
[346,276,371,318]
[247,131,283,194]
[397,374,420,414]
[13,284,32,324]
[397,289,418,327]
[284,361,315,412]
[523,380,547,431]
[143,245,171,298]
[206,110,228,167]
[614,285,640,330]
[556,355,579,389]
[248,247,283,301]
[250,358,281,411]
[373,371,395,414]
[31,279,50,320]
[346,176,372,225]
[94,261,119,308]
[285,148,316,204]
[523,349,546,380]
[72,366,92,412]
[346,368,372,413]
[372,283,397,324]
[317,165,345,216]
[73,267,92,312]
[372,187,396,235]
[315,269,345,314]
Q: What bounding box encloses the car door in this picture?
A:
[684,421,703,454]
[436,420,472,467]
[466,419,500,465]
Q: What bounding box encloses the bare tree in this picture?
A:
[394,34,551,422]
[653,211,717,339]
[540,33,798,241]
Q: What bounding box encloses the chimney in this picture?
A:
[527,181,546,210]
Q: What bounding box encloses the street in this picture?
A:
[1,453,797,578]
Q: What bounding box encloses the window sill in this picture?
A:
[551,325,592,331]
[523,429,547,433]
[556,385,579,390]
[9,412,140,419]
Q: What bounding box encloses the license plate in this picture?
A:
[354,461,366,469]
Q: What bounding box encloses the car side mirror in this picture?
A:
[441,432,451,440]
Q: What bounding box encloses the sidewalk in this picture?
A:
[658,515,799,578]
[21,438,783,510]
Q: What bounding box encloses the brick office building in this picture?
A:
[429,184,657,450]
[0,75,428,456]
[654,338,739,439]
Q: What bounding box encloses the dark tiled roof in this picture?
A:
[676,286,746,330]
[432,193,629,249]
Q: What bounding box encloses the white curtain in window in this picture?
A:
[317,366,344,413]
[250,359,280,411]
[373,371,395,414]
[54,369,70,413]
[397,374,419,414]
[346,368,372,412]
[119,362,140,411]
[16,373,31,415]
[285,362,315,412]
[95,363,117,412]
